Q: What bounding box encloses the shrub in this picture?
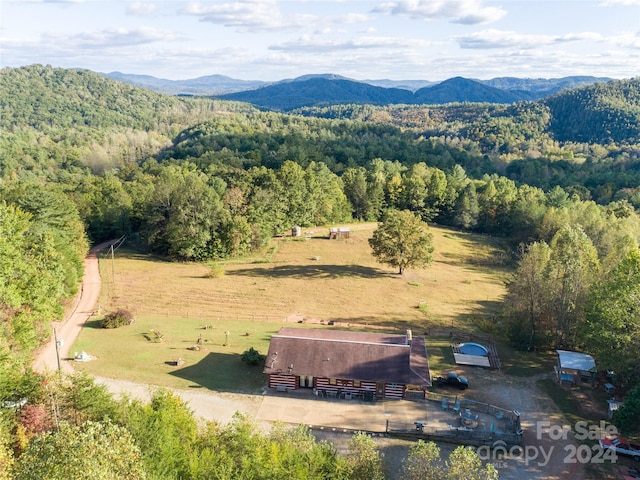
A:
[241,347,266,366]
[101,309,134,329]
[204,264,225,278]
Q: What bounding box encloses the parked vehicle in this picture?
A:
[435,372,469,390]
[599,436,640,461]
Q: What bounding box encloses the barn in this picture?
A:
[263,327,431,399]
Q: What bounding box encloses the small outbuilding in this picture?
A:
[263,327,431,399]
[556,350,597,384]
[329,227,350,239]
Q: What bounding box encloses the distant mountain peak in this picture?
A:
[291,73,354,82]
[104,70,614,109]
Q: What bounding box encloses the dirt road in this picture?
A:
[32,241,112,374]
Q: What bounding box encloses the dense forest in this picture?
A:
[1,65,640,477]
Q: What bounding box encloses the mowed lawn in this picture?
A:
[72,223,511,391]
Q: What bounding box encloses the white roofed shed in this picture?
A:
[556,350,597,384]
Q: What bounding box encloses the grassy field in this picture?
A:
[73,223,511,391]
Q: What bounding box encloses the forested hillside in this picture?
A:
[544,77,640,144]
[0,65,252,177]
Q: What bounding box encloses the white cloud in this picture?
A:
[599,0,640,6]
[334,13,372,24]
[270,35,430,53]
[126,2,158,16]
[180,0,313,31]
[610,32,640,49]
[374,0,506,25]
[40,27,176,50]
[457,29,607,49]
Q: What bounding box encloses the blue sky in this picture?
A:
[1,0,639,81]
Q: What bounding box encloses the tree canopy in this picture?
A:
[369,209,434,274]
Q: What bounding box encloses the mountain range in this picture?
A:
[106,71,612,111]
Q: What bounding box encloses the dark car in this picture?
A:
[435,372,469,390]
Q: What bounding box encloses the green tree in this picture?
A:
[305,161,351,225]
[342,167,372,220]
[13,421,146,480]
[548,225,600,348]
[345,432,384,480]
[241,347,266,366]
[369,209,434,274]
[56,372,121,426]
[245,165,287,238]
[0,421,14,480]
[144,164,226,260]
[505,242,553,350]
[453,182,479,230]
[581,249,640,384]
[277,161,312,226]
[613,384,640,436]
[447,446,498,480]
[402,440,444,480]
[0,202,70,356]
[123,389,197,480]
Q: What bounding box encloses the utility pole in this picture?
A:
[53,327,62,372]
[110,243,115,283]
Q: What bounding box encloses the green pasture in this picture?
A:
[72,315,290,392]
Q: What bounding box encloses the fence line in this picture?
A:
[386,420,522,447]
[425,328,495,344]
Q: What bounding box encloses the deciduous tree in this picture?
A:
[401,440,444,480]
[345,432,384,480]
[447,446,498,480]
[369,209,434,274]
[13,421,146,480]
[582,249,640,384]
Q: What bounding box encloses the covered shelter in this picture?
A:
[329,227,350,239]
[263,327,431,399]
[556,350,597,384]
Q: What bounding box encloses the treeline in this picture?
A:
[0,372,497,480]
[0,185,87,364]
[295,79,640,201]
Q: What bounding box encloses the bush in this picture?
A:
[101,309,134,329]
[204,264,225,279]
[241,347,266,366]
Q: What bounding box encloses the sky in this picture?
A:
[1,0,639,82]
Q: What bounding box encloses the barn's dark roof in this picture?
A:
[263,327,431,386]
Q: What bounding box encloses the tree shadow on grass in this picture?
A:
[83,319,103,329]
[228,264,394,279]
[169,352,266,392]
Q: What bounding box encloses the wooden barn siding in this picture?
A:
[315,378,378,395]
[268,374,297,390]
[384,383,406,399]
[268,375,407,398]
[315,378,405,398]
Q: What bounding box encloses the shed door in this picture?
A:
[299,375,313,388]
